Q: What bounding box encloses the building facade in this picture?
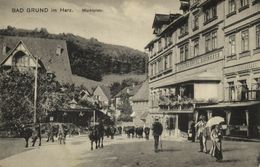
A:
[131,80,152,127]
[145,0,260,138]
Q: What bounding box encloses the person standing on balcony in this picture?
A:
[152,117,163,153]
[195,115,207,153]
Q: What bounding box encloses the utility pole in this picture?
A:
[33,57,38,124]
[93,110,96,125]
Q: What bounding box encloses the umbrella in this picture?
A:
[206,116,225,127]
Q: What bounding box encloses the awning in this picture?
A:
[152,71,221,88]
[197,101,260,109]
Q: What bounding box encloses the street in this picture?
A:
[0,135,259,167]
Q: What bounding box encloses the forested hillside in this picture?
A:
[0,26,148,81]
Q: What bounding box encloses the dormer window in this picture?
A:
[56,46,63,56]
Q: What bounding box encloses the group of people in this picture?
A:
[151,116,223,161]
[194,115,223,161]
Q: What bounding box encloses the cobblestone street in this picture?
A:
[0,135,259,167]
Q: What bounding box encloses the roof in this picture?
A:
[197,101,260,109]
[0,35,72,83]
[132,80,149,102]
[114,84,142,98]
[99,85,111,99]
[72,75,100,93]
[152,14,171,28]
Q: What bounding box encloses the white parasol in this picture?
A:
[206,116,225,127]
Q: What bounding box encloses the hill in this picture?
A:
[0,26,148,81]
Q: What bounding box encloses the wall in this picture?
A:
[194,83,219,101]
[132,101,149,127]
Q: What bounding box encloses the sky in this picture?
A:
[0,0,181,51]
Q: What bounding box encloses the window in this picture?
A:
[254,78,260,100]
[180,22,188,36]
[228,0,236,13]
[150,64,154,76]
[256,25,260,48]
[228,82,235,101]
[164,55,168,69]
[169,54,172,67]
[212,32,217,50]
[193,13,199,30]
[158,58,163,73]
[185,44,189,60]
[239,80,249,101]
[193,39,199,57]
[229,35,236,55]
[180,44,189,62]
[56,46,63,56]
[158,40,162,52]
[180,46,185,62]
[205,34,211,52]
[205,31,218,52]
[153,63,156,75]
[204,6,217,23]
[240,0,249,7]
[241,30,249,52]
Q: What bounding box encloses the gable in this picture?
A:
[93,86,109,101]
[1,41,39,68]
[0,35,73,83]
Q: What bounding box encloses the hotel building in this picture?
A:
[145,0,260,139]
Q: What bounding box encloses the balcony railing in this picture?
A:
[158,95,195,112]
[225,85,260,102]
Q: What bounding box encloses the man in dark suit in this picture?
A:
[152,117,163,152]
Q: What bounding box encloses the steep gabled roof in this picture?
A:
[0,35,72,83]
[99,85,111,99]
[114,84,142,98]
[132,80,149,102]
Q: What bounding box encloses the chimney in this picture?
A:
[2,43,6,56]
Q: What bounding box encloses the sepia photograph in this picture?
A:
[0,0,259,167]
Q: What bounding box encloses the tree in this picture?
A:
[116,93,133,122]
[0,69,62,130]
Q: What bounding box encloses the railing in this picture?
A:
[224,85,260,102]
[158,95,195,112]
[176,48,223,72]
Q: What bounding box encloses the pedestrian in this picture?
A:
[152,117,163,153]
[210,125,223,161]
[189,120,196,142]
[58,124,66,144]
[195,115,207,153]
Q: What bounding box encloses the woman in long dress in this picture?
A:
[210,125,223,161]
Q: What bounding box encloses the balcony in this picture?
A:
[176,47,223,72]
[225,86,260,102]
[158,95,194,113]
